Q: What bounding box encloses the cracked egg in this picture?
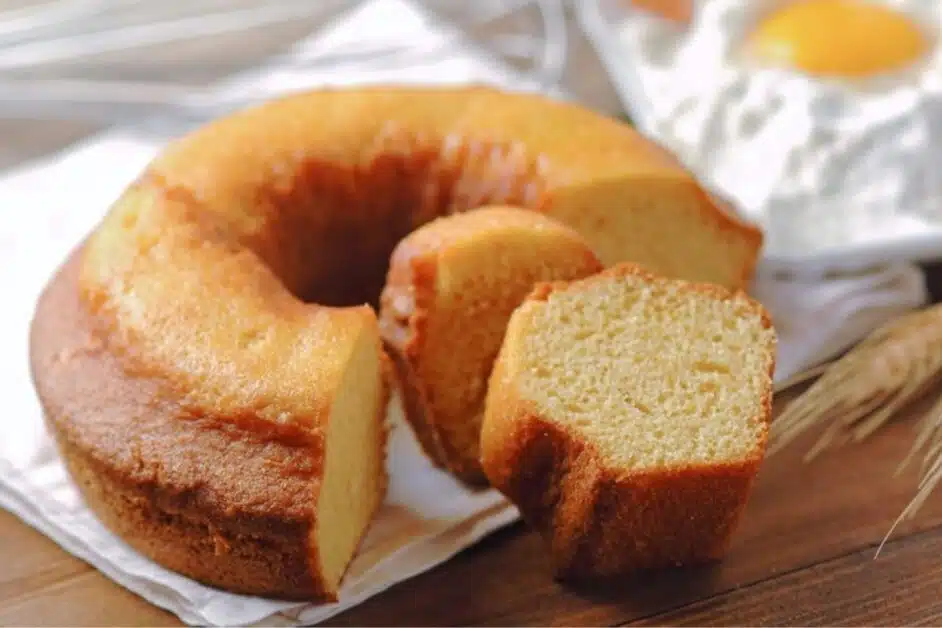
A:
[582,0,942,275]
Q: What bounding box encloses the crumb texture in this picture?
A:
[516,267,774,470]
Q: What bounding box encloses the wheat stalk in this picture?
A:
[770,302,942,540]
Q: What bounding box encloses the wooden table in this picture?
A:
[4,383,942,626]
[4,5,942,624]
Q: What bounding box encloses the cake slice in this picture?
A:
[480,263,776,577]
[379,206,604,484]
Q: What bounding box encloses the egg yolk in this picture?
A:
[747,0,929,77]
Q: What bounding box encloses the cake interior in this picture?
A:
[397,208,601,475]
[514,272,775,470]
[314,326,386,593]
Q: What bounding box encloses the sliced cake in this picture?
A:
[379,206,604,484]
[480,263,776,577]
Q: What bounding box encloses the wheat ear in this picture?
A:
[770,303,942,531]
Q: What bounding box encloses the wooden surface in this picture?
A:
[3,387,942,626]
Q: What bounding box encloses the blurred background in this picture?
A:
[3,0,942,281]
[0,0,623,170]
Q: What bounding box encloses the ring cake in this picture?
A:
[29,86,763,600]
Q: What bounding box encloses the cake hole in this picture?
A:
[240,129,552,309]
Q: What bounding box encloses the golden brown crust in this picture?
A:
[379,208,604,485]
[30,251,387,601]
[481,262,775,578]
[481,403,765,576]
[379,243,460,477]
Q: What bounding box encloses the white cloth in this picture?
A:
[0,0,929,626]
[754,266,927,384]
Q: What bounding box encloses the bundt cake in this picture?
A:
[30,85,764,600]
[479,263,776,578]
[379,207,604,484]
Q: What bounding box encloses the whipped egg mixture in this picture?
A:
[606,0,942,270]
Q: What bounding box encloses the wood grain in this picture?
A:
[3,389,941,626]
[632,526,942,626]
